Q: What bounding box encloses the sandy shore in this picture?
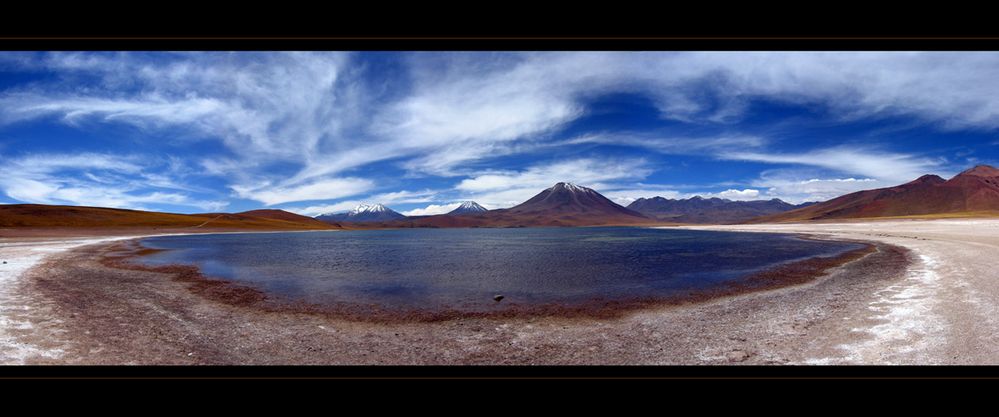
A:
[2,223,926,365]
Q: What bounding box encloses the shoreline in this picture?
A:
[3,225,919,364]
[0,228,340,364]
[0,235,137,363]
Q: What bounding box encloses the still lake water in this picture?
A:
[137,227,862,312]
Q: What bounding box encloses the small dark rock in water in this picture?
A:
[493,294,505,302]
[2,261,6,264]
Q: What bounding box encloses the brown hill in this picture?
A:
[359,182,653,228]
[238,209,338,228]
[753,164,999,222]
[0,204,339,231]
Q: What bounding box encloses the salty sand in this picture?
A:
[0,222,932,365]
[674,219,999,364]
[0,236,135,363]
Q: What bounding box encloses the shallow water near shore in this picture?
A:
[135,227,864,313]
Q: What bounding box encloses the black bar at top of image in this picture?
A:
[2,36,999,51]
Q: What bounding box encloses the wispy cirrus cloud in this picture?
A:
[231,178,375,206]
[0,152,227,211]
[718,146,948,184]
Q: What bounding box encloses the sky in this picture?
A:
[0,51,997,216]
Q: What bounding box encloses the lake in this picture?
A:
[136,227,863,314]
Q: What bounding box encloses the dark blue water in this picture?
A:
[136,228,863,312]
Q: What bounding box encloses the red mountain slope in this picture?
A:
[238,209,337,227]
[753,165,999,222]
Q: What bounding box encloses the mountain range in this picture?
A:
[342,182,654,228]
[626,196,813,224]
[6,164,999,231]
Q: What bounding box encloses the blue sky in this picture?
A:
[0,51,997,216]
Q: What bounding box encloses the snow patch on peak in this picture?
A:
[448,201,488,215]
[552,182,593,193]
[457,201,486,210]
[350,203,389,214]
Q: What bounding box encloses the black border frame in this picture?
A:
[3,33,999,380]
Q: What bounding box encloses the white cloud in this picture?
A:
[401,203,462,216]
[0,152,227,211]
[715,189,761,200]
[232,177,374,206]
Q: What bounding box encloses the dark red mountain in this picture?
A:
[754,164,999,222]
[503,182,646,219]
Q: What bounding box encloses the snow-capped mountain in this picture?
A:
[448,201,488,215]
[315,203,406,223]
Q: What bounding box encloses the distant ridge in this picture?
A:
[754,164,999,222]
[627,196,812,224]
